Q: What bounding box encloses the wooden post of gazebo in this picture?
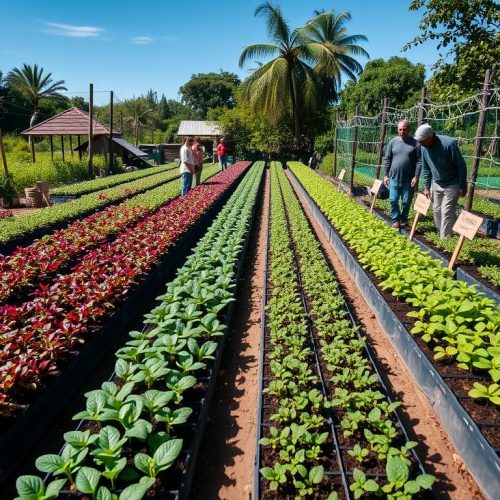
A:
[60,135,65,161]
[69,135,74,156]
[49,136,54,160]
[77,135,82,160]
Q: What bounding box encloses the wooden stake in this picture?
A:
[333,111,339,177]
[418,87,427,126]
[88,83,94,178]
[408,212,420,241]
[448,234,466,270]
[0,128,8,176]
[30,136,36,162]
[375,98,389,179]
[349,106,359,195]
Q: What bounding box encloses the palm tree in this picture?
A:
[239,2,320,138]
[123,98,153,146]
[301,10,369,103]
[6,63,67,130]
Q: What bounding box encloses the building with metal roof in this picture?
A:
[177,120,222,139]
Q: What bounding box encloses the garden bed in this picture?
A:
[287,166,500,499]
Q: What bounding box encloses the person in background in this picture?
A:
[383,120,421,228]
[192,137,204,186]
[415,123,467,238]
[217,138,228,170]
[308,155,318,170]
[179,136,196,196]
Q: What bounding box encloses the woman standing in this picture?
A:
[192,137,204,186]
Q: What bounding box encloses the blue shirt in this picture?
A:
[384,136,421,185]
[421,135,467,190]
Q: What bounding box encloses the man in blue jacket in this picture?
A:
[415,123,467,238]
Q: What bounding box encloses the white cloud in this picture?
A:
[44,22,104,38]
[132,36,154,45]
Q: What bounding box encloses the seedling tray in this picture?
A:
[287,169,500,499]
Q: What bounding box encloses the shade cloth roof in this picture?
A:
[177,120,222,137]
[22,107,119,136]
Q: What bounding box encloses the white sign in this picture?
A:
[413,193,431,216]
[453,210,484,240]
[338,169,346,181]
[370,179,383,196]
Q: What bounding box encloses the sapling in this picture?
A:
[260,463,290,491]
[15,476,66,500]
[292,464,324,497]
[133,439,183,478]
[36,444,87,486]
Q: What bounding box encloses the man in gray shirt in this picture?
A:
[383,120,421,228]
[414,123,467,238]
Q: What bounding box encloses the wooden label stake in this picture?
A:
[409,193,431,241]
[369,179,383,213]
[337,168,346,190]
[448,210,484,269]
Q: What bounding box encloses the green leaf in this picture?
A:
[153,438,183,468]
[133,453,152,476]
[76,467,100,494]
[43,479,66,498]
[364,479,380,492]
[404,480,420,494]
[96,486,113,500]
[416,473,436,490]
[309,465,324,484]
[125,419,153,441]
[386,456,409,484]
[35,454,64,474]
[260,467,275,480]
[118,477,156,500]
[15,475,45,499]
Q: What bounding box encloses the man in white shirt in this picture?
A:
[180,137,196,195]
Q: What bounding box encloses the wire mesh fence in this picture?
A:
[331,75,500,209]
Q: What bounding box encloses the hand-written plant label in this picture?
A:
[369,179,383,213]
[370,179,383,195]
[413,193,431,215]
[453,210,484,240]
[338,169,346,181]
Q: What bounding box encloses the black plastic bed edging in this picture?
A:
[174,165,264,500]
[0,174,242,493]
[0,174,182,256]
[287,169,500,500]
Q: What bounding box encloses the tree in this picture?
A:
[122,97,152,146]
[404,0,499,99]
[239,2,320,139]
[301,10,369,103]
[179,71,240,118]
[5,63,67,130]
[339,57,425,116]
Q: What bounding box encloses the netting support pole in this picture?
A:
[109,90,114,171]
[0,128,8,176]
[418,87,427,125]
[333,111,339,177]
[349,106,359,195]
[375,98,389,179]
[88,82,94,179]
[466,69,492,211]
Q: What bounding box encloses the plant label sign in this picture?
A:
[370,179,383,195]
[413,193,431,215]
[369,179,383,213]
[338,169,346,181]
[453,210,484,240]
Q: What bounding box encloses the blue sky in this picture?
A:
[1,1,441,105]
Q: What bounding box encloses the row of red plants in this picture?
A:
[0,204,149,304]
[0,162,251,417]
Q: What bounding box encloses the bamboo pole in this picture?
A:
[349,106,359,195]
[109,90,114,171]
[0,128,8,176]
[466,69,492,211]
[333,111,339,177]
[88,83,94,178]
[375,98,389,179]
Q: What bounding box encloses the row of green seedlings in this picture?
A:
[368,197,500,288]
[259,163,340,498]
[14,163,264,500]
[276,164,436,498]
[289,162,500,407]
[0,163,210,245]
[51,163,178,196]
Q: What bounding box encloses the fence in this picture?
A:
[330,70,499,210]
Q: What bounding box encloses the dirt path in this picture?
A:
[288,173,484,500]
[190,169,269,500]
